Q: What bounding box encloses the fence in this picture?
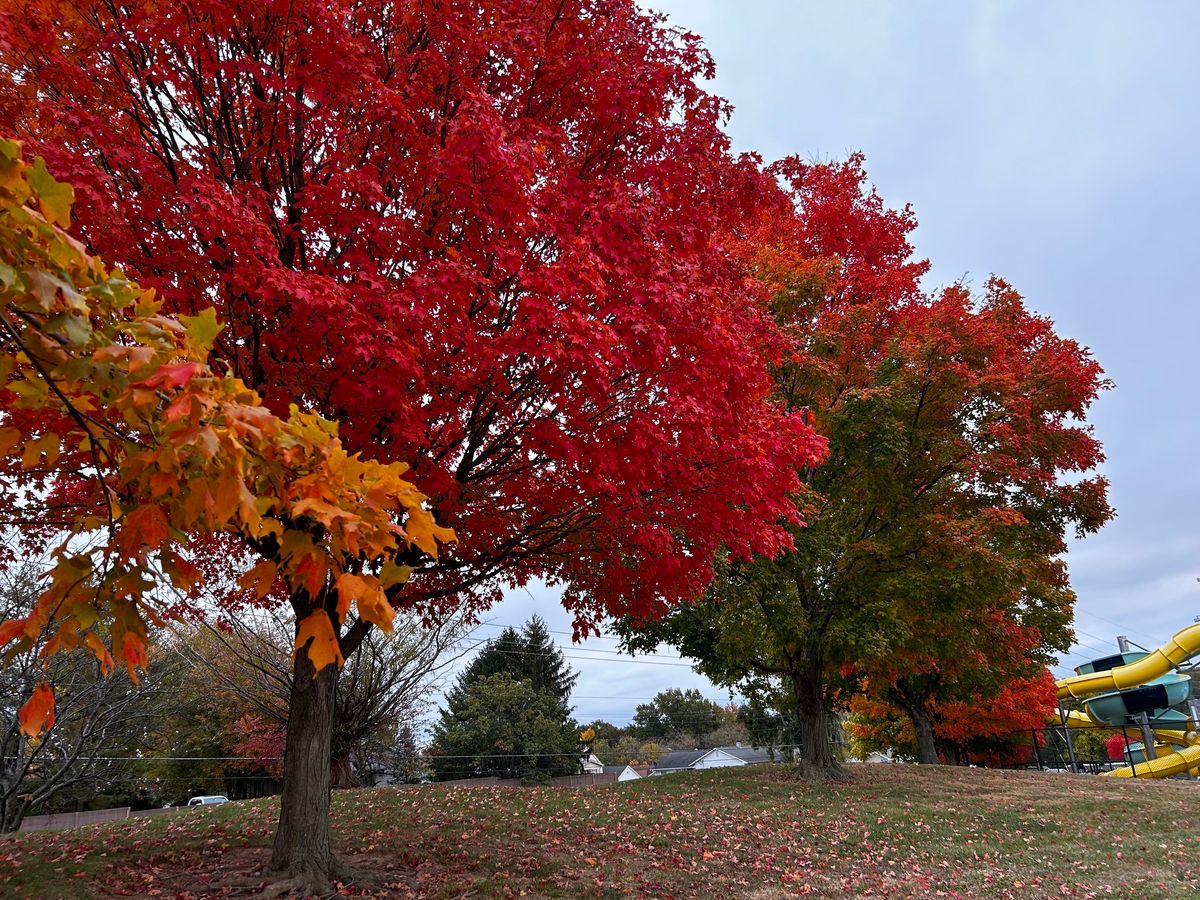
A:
[970,723,1198,778]
[19,806,133,832]
[430,772,619,789]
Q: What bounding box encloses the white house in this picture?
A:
[602,764,642,782]
[580,752,605,775]
[650,744,775,775]
[854,751,896,764]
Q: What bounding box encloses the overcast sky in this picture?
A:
[445,1,1200,728]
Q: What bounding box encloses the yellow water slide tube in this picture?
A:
[1106,742,1200,779]
[1056,623,1200,701]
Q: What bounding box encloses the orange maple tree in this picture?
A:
[0,137,452,740]
[847,670,1057,766]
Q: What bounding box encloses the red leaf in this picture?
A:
[138,362,202,391]
[19,681,56,735]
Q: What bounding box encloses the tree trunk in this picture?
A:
[908,703,940,765]
[0,794,28,834]
[890,682,941,766]
[268,643,340,891]
[330,749,359,790]
[790,662,844,780]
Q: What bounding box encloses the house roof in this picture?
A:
[720,745,772,764]
[602,765,632,775]
[652,750,708,770]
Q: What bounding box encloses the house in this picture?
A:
[722,744,774,765]
[650,744,777,775]
[853,751,895,764]
[602,764,642,782]
[580,752,605,775]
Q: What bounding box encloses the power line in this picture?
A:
[475,646,696,667]
[452,638,697,668]
[574,695,741,702]
[457,635,686,660]
[1075,609,1166,646]
[1072,627,1126,650]
[477,621,626,643]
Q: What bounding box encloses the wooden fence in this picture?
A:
[432,772,618,789]
[18,772,622,831]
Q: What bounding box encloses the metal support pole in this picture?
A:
[1125,737,1137,778]
[1032,729,1043,770]
[1058,702,1079,774]
[1137,711,1157,765]
[1117,635,1131,653]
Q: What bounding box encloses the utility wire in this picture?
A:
[1075,609,1166,646]
[455,635,686,660]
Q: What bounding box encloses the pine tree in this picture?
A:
[431,618,580,780]
[450,618,578,715]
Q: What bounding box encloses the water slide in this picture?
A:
[1056,624,1200,700]
[1054,623,1200,779]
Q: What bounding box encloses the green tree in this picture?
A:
[429,674,581,782]
[583,719,625,745]
[430,618,580,780]
[619,162,1109,780]
[631,689,726,746]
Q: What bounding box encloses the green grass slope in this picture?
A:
[2,765,1198,898]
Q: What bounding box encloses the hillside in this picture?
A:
[2,765,1198,898]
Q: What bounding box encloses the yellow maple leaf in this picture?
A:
[295,611,344,672]
[335,573,395,634]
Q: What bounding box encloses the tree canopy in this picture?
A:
[631,688,727,745]
[2,0,823,631]
[0,137,449,709]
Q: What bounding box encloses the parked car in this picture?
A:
[187,795,229,807]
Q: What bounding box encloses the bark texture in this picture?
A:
[791,662,845,781]
[268,647,338,889]
[909,705,940,765]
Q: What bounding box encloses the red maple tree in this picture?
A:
[849,669,1057,766]
[1,1,822,885]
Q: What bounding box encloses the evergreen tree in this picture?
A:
[431,618,580,781]
[450,618,577,717]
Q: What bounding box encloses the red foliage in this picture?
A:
[766,154,928,306]
[0,0,824,629]
[849,670,1059,765]
[1105,732,1129,761]
[935,670,1058,746]
[228,714,287,780]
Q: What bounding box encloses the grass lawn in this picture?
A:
[1,764,1198,898]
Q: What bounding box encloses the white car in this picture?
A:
[187,795,229,807]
